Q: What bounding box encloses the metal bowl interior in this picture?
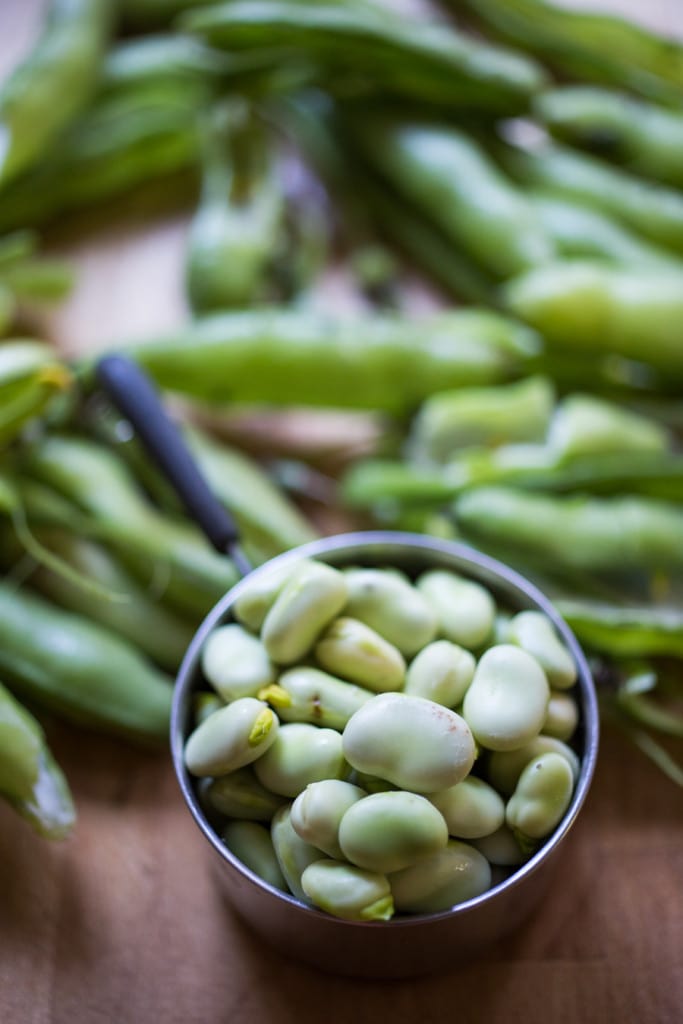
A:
[171,531,599,979]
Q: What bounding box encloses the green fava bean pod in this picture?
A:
[185,427,318,558]
[404,640,475,708]
[201,623,274,701]
[262,667,374,731]
[505,611,577,690]
[0,583,173,745]
[389,839,492,914]
[416,570,496,650]
[554,599,683,660]
[290,779,366,860]
[181,0,546,115]
[0,680,76,840]
[535,86,683,190]
[343,693,475,793]
[488,736,580,797]
[529,193,682,268]
[271,804,324,902]
[429,776,505,840]
[15,528,195,674]
[410,375,554,464]
[504,260,683,375]
[0,341,74,447]
[346,117,554,279]
[504,141,683,255]
[454,487,683,573]
[185,99,286,314]
[127,307,541,416]
[253,722,347,798]
[506,752,575,842]
[184,698,278,777]
[301,859,394,923]
[454,0,683,105]
[314,617,406,692]
[343,568,437,658]
[221,820,286,891]
[338,791,449,874]
[463,645,550,752]
[261,560,348,664]
[547,394,670,462]
[203,766,285,822]
[0,0,111,188]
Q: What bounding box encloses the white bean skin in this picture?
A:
[338,790,449,873]
[462,644,550,752]
[184,698,279,777]
[390,840,492,913]
[201,623,274,701]
[342,692,476,793]
[506,752,575,840]
[290,779,366,859]
[404,640,475,708]
[253,722,348,798]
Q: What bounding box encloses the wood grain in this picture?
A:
[1,2,682,1022]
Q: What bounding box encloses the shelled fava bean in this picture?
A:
[184,557,582,922]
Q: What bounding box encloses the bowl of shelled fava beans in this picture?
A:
[171,530,599,980]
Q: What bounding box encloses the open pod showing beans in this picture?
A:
[171,532,599,980]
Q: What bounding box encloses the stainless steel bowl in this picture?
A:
[171,531,599,980]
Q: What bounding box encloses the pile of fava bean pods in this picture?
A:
[185,556,583,920]
[0,0,681,841]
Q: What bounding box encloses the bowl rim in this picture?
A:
[170,529,600,929]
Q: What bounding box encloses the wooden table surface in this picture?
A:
[1,2,682,1022]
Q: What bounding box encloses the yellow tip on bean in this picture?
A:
[38,364,73,390]
[360,895,395,922]
[257,684,293,708]
[248,708,276,746]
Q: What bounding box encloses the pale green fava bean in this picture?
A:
[192,691,225,726]
[221,820,287,890]
[506,752,574,841]
[184,698,279,777]
[351,771,397,794]
[290,779,366,859]
[389,839,492,913]
[343,568,437,657]
[301,859,394,922]
[544,691,579,742]
[263,666,374,731]
[487,735,581,796]
[342,692,476,793]
[203,766,285,821]
[404,640,475,707]
[462,644,550,752]
[314,617,406,692]
[233,559,306,632]
[416,570,496,650]
[253,722,347,798]
[271,804,324,901]
[338,790,449,873]
[201,623,275,701]
[505,611,577,690]
[429,775,505,840]
[471,824,527,866]
[493,611,514,646]
[262,560,348,664]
